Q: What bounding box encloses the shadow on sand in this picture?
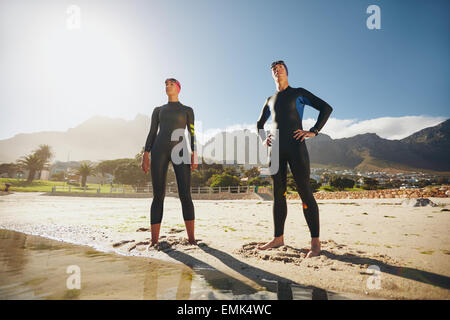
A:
[320,250,450,291]
[159,241,330,300]
[160,240,450,299]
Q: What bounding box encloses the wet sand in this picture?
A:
[0,192,449,299]
[0,229,278,299]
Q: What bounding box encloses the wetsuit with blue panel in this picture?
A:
[257,86,333,238]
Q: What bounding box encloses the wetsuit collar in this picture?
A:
[277,85,291,93]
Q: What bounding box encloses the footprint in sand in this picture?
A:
[112,240,135,248]
[128,241,151,252]
[236,242,309,263]
[127,236,202,252]
[167,228,184,234]
[237,240,400,273]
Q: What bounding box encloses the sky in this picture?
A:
[0,0,449,142]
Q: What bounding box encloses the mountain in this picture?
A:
[306,119,450,172]
[0,114,151,163]
[0,116,449,172]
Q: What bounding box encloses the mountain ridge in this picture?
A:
[0,116,448,172]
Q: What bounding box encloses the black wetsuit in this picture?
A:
[257,86,333,238]
[144,101,196,225]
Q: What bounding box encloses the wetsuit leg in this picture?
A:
[271,153,288,237]
[288,142,319,238]
[150,150,170,225]
[173,162,195,221]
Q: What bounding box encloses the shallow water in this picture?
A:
[0,229,278,300]
[0,229,374,300]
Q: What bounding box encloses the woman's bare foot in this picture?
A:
[258,236,284,250]
[305,237,321,258]
[146,241,158,252]
[184,220,197,246]
[150,240,158,247]
[151,223,161,248]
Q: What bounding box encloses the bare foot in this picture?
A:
[150,240,159,247]
[305,237,321,258]
[258,236,284,250]
[188,238,197,245]
[146,241,158,252]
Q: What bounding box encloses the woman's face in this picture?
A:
[165,80,179,96]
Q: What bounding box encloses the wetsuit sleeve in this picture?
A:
[186,107,196,152]
[256,98,271,142]
[299,88,333,132]
[144,107,160,152]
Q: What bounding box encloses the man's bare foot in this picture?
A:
[305,237,321,258]
[188,238,197,245]
[258,236,284,250]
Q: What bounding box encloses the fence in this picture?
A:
[51,185,270,195]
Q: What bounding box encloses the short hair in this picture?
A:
[270,60,288,75]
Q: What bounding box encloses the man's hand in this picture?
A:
[263,133,273,147]
[141,151,150,174]
[191,151,198,171]
[293,129,316,142]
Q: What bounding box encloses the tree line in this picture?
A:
[2,146,447,190]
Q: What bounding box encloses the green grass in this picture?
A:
[1,178,65,192]
[317,186,364,192]
[0,178,135,194]
[318,185,336,192]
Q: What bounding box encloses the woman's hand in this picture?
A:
[191,151,198,171]
[141,152,150,174]
[293,129,316,142]
[263,133,273,147]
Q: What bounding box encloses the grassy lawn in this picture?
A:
[0,178,64,192]
[317,186,365,192]
[0,178,135,193]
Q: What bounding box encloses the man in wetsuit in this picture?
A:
[141,78,198,246]
[256,60,333,257]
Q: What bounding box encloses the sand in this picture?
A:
[0,192,449,299]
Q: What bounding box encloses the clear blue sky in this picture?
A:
[0,0,448,140]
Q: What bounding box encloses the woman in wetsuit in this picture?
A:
[256,61,333,257]
[141,78,198,246]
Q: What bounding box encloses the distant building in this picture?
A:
[40,170,50,181]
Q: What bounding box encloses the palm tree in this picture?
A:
[34,145,54,179]
[135,147,145,164]
[76,162,95,187]
[17,153,46,182]
[34,144,54,164]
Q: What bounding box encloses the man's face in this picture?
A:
[165,80,179,96]
[271,63,287,81]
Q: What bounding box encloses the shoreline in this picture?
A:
[1,192,449,299]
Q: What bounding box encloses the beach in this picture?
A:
[0,192,449,299]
